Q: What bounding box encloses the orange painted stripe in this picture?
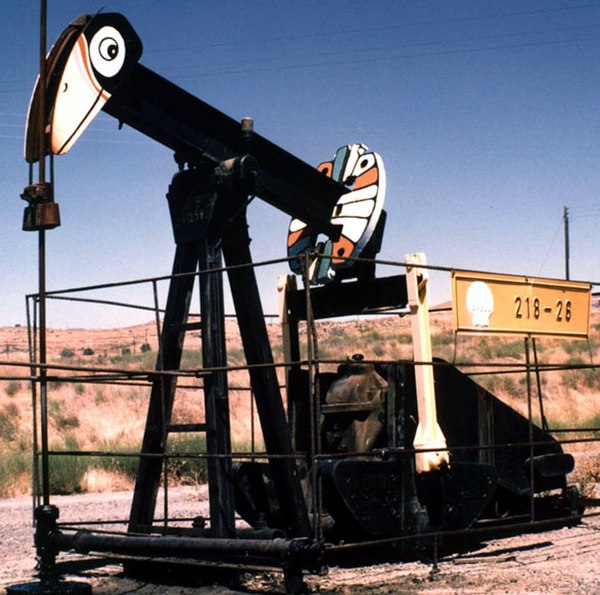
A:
[353,166,378,189]
[332,235,355,263]
[287,229,305,247]
[317,161,333,177]
[78,36,109,101]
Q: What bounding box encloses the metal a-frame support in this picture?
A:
[128,193,235,538]
[128,158,310,540]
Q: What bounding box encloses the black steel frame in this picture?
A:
[8,254,597,592]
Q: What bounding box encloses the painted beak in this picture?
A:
[50,32,110,155]
[25,13,142,163]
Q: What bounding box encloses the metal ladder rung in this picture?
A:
[169,321,203,333]
[167,423,207,433]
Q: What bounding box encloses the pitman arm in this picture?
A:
[406,252,450,472]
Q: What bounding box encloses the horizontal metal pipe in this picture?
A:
[57,524,288,541]
[50,530,321,570]
[236,527,286,540]
[326,510,587,554]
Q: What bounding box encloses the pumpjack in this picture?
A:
[21,12,580,592]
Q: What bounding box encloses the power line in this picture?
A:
[146,2,600,54]
[153,22,600,78]
[161,33,600,83]
[537,213,564,276]
[3,7,600,91]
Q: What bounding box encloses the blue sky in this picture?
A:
[1,1,600,327]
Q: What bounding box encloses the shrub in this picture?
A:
[363,330,383,343]
[494,340,524,360]
[432,333,454,347]
[82,347,95,356]
[140,342,152,353]
[560,357,600,391]
[475,338,493,361]
[0,451,30,497]
[48,398,80,430]
[48,438,87,494]
[317,346,332,359]
[0,409,18,442]
[500,374,517,394]
[326,334,346,347]
[180,349,202,369]
[372,343,386,357]
[397,333,412,344]
[4,402,19,418]
[61,348,75,359]
[166,435,208,484]
[4,381,21,397]
[478,374,497,393]
[562,340,591,356]
[94,389,107,405]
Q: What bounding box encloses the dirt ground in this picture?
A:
[79,514,600,594]
[1,488,599,594]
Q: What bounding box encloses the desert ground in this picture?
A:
[0,487,599,594]
[1,315,599,593]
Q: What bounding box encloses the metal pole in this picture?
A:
[564,206,570,280]
[37,0,50,506]
[303,253,320,541]
[222,210,311,538]
[524,337,535,522]
[38,0,46,184]
[531,338,549,432]
[199,241,235,539]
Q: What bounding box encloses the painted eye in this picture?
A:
[351,154,376,178]
[99,37,119,60]
[89,26,126,78]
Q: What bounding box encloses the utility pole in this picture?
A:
[564,206,570,280]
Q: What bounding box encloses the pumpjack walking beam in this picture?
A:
[103,63,344,235]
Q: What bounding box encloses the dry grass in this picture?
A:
[80,467,134,493]
[0,310,599,496]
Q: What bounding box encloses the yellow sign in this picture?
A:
[452,271,591,338]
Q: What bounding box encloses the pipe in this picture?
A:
[49,531,323,571]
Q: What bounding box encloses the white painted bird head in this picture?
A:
[25,13,142,163]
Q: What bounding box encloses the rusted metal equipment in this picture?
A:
[18,11,583,594]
